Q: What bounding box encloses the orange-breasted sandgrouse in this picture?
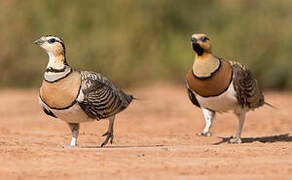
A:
[34,35,133,147]
[186,33,266,143]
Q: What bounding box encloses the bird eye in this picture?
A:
[48,38,56,44]
[200,36,208,42]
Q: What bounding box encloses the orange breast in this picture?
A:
[40,71,81,109]
[186,60,233,97]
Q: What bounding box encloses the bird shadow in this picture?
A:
[213,133,292,145]
[79,144,165,149]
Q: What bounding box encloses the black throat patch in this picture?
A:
[192,43,204,56]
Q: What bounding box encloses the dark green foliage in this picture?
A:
[0,0,291,89]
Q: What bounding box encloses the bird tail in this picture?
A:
[126,94,142,102]
[132,96,142,100]
[264,102,277,109]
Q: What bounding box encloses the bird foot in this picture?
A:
[229,137,242,144]
[196,132,212,137]
[101,131,114,147]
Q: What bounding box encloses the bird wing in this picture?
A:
[78,71,133,120]
[230,61,264,109]
[38,97,57,118]
[42,107,57,118]
[185,80,201,108]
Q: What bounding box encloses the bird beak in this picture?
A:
[190,37,197,44]
[33,38,44,45]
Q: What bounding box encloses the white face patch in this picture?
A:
[39,36,64,53]
[37,35,66,70]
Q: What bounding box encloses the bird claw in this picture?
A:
[196,132,212,137]
[229,137,242,144]
[101,131,114,147]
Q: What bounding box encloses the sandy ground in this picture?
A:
[0,84,292,180]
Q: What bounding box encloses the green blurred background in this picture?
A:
[1,0,292,89]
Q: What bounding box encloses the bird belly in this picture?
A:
[51,104,93,123]
[39,97,93,123]
[195,81,239,112]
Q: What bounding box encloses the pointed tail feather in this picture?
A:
[132,96,143,100]
[264,102,277,109]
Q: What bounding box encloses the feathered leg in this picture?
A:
[230,110,246,143]
[101,115,115,147]
[67,123,80,147]
[197,108,215,136]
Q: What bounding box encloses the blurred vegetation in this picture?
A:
[0,0,292,89]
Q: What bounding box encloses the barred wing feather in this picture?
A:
[231,62,264,109]
[78,71,133,120]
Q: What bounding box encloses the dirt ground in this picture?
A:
[0,84,292,180]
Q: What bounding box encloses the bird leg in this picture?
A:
[67,122,80,147]
[197,108,215,137]
[101,115,115,147]
[230,110,246,143]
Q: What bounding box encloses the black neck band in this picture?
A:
[45,66,67,73]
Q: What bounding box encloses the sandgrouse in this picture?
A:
[186,33,265,143]
[34,35,133,147]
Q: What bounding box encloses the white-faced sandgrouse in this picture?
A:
[34,35,133,147]
[186,33,266,143]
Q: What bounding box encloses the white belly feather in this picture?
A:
[195,81,239,112]
[52,104,93,123]
[39,93,93,123]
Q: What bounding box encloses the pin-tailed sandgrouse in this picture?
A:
[34,35,133,147]
[186,33,265,143]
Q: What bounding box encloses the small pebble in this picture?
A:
[137,153,145,157]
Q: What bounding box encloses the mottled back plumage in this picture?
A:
[230,61,264,109]
[78,71,133,120]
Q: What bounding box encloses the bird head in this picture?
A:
[190,34,211,56]
[34,35,65,57]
